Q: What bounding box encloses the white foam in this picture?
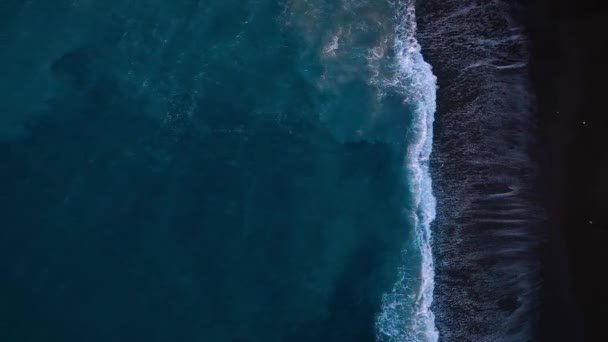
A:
[322,29,342,57]
[375,1,439,341]
[465,60,528,71]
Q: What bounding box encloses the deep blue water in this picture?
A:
[1,1,437,341]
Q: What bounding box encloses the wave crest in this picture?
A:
[375,1,438,341]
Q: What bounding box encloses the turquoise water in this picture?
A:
[0,0,437,341]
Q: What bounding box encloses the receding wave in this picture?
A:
[375,1,438,341]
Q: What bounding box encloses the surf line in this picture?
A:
[375,1,439,341]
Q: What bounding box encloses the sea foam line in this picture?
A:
[375,1,438,341]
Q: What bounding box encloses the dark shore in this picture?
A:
[524,0,607,340]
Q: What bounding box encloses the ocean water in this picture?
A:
[0,1,437,341]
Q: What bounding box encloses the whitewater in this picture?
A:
[375,1,438,341]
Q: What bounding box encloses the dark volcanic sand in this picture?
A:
[524,0,608,340]
[417,0,605,340]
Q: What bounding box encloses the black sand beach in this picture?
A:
[525,0,607,340]
[417,0,605,340]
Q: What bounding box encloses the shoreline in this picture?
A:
[375,2,440,339]
[415,0,605,338]
[416,1,543,340]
